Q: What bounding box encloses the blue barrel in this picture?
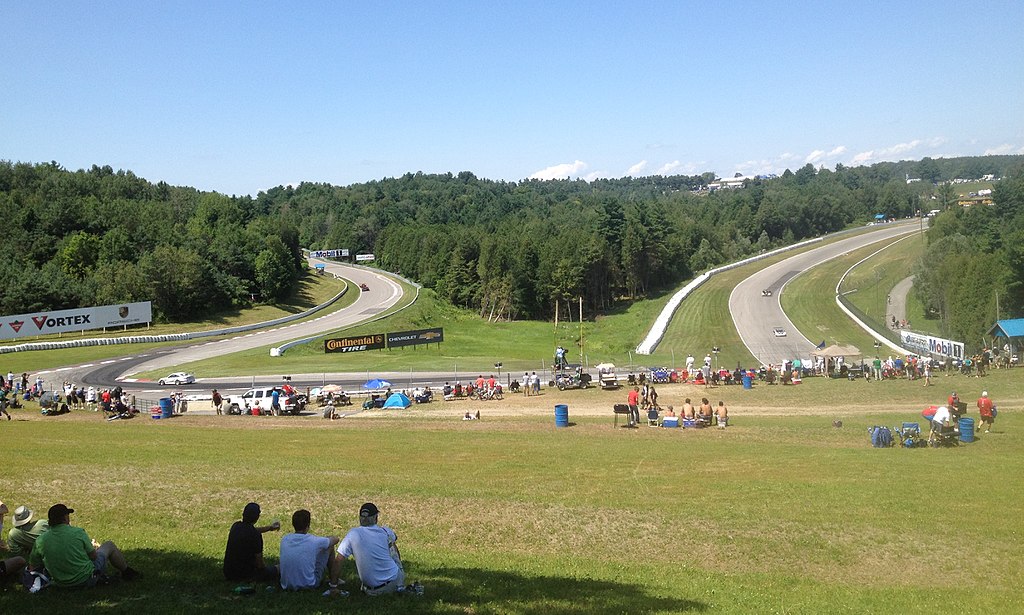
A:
[742,375,752,389]
[159,397,174,419]
[958,417,974,442]
[554,404,569,427]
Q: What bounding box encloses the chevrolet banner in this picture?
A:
[0,302,153,341]
[387,328,444,348]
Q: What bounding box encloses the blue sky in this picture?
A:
[3,1,1022,195]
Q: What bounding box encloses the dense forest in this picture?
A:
[913,169,1024,344]
[1,155,1022,340]
[0,162,305,320]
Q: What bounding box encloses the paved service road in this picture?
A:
[729,221,921,366]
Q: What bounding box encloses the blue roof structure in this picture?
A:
[988,318,1024,338]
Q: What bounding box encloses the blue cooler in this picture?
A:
[662,417,679,428]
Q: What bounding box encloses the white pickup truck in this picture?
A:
[225,387,305,416]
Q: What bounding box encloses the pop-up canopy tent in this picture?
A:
[382,392,412,409]
[811,344,861,358]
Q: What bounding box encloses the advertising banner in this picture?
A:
[0,302,152,341]
[900,330,964,359]
[310,249,349,258]
[355,253,375,262]
[387,328,444,348]
[324,333,386,353]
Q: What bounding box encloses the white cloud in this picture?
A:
[655,160,683,175]
[828,145,847,157]
[984,143,1024,155]
[529,160,588,180]
[852,150,875,164]
[626,160,648,176]
[583,171,603,182]
[805,150,826,164]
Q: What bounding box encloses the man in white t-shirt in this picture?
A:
[279,509,342,593]
[930,405,952,442]
[337,502,406,596]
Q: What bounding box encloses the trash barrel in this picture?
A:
[554,404,569,427]
[742,375,752,389]
[958,417,974,443]
[159,397,174,419]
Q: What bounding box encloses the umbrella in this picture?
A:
[321,384,345,394]
[363,379,392,390]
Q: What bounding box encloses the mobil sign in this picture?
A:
[900,330,964,359]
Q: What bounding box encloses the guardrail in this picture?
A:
[0,281,348,356]
[635,236,826,355]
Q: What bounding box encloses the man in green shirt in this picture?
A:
[7,504,49,556]
[28,504,141,587]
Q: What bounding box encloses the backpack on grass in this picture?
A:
[869,426,893,448]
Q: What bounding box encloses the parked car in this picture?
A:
[158,372,195,386]
[225,387,306,416]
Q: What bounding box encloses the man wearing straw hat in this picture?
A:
[6,504,49,557]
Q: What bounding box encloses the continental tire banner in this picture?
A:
[387,328,444,348]
[0,302,152,340]
[325,333,385,353]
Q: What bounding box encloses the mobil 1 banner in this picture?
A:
[387,328,444,348]
[324,334,386,353]
[0,301,152,341]
[900,330,964,360]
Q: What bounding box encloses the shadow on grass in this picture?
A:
[3,550,707,614]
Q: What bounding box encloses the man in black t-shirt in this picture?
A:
[223,502,281,582]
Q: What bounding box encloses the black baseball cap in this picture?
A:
[48,503,74,524]
[359,502,379,518]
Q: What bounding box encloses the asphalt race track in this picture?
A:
[55,259,405,395]
[729,220,922,366]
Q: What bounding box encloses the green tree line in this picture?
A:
[913,163,1024,347]
[3,155,1022,333]
[0,161,304,321]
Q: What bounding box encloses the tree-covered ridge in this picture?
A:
[914,165,1024,343]
[0,161,304,321]
[3,155,1022,331]
[265,156,1022,321]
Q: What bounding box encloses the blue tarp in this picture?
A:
[382,392,411,408]
[874,213,886,219]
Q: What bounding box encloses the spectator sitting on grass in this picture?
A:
[7,504,49,557]
[224,502,281,583]
[337,503,409,596]
[28,504,141,587]
[279,509,343,593]
[717,401,729,427]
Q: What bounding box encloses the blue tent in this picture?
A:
[382,392,411,409]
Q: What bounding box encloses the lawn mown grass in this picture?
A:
[2,370,1021,613]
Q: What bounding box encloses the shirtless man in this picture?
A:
[699,398,713,422]
[682,398,695,419]
[716,401,728,427]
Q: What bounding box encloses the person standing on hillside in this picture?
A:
[626,386,640,426]
[977,391,995,433]
[872,356,883,381]
[212,389,223,415]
